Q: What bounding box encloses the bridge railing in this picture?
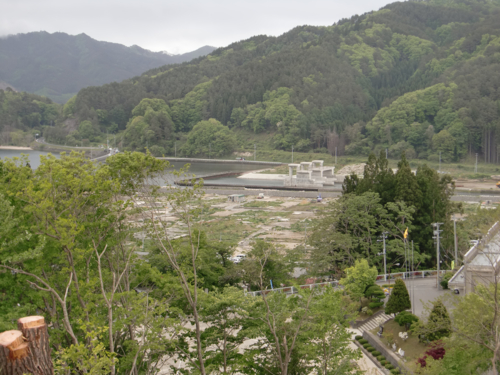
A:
[245,281,339,297]
[375,270,447,282]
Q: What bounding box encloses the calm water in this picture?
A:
[0,149,59,169]
[160,161,280,186]
[0,151,283,186]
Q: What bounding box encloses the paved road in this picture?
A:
[377,277,454,317]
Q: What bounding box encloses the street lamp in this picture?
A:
[388,262,400,287]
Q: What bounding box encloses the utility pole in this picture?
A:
[453,217,458,268]
[475,153,478,173]
[292,145,294,163]
[335,147,337,164]
[377,232,388,281]
[432,222,443,289]
[411,241,415,314]
[254,144,256,161]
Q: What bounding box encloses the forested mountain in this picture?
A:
[0,32,216,103]
[5,0,500,163]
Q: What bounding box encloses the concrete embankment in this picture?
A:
[159,157,283,166]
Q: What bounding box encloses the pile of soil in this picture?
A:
[336,163,366,175]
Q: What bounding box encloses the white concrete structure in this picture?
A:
[284,160,336,187]
[449,222,500,295]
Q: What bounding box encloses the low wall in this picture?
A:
[363,331,411,374]
[159,157,283,166]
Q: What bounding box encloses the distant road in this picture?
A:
[35,138,101,150]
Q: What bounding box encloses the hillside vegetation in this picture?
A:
[2,0,500,163]
[0,32,215,103]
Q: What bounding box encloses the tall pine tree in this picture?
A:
[395,152,421,211]
[385,279,411,316]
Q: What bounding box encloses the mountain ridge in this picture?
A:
[0,31,216,103]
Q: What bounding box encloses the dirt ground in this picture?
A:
[454,179,500,190]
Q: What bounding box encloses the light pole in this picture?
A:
[432,222,443,289]
[388,262,400,287]
[377,232,388,281]
[452,216,458,268]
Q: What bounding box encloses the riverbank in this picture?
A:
[0,146,32,150]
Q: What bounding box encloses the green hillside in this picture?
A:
[4,0,500,163]
[0,32,215,103]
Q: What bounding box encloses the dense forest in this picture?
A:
[2,0,500,162]
[0,32,215,103]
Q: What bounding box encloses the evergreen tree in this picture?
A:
[426,300,451,341]
[395,152,421,211]
[385,279,411,315]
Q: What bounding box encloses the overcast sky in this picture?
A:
[1,0,395,54]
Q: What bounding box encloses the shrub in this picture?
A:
[355,335,363,340]
[394,311,419,328]
[386,364,395,370]
[369,301,384,309]
[417,341,446,367]
[377,355,384,362]
[381,360,388,366]
[440,272,454,289]
[363,343,371,349]
[359,339,368,344]
[367,347,376,352]
[391,369,401,375]
[373,351,381,356]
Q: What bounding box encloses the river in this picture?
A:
[0,151,278,186]
[0,149,59,169]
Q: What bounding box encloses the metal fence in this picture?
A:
[375,270,448,282]
[245,281,339,297]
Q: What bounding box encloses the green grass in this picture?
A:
[197,217,253,244]
[372,319,427,360]
[243,200,283,208]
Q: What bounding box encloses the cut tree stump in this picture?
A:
[17,316,54,375]
[0,329,31,375]
[0,316,54,375]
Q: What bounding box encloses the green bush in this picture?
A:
[385,364,395,370]
[381,360,388,366]
[359,339,368,344]
[394,311,419,327]
[355,335,363,340]
[390,369,401,375]
[362,343,371,349]
[369,301,384,309]
[373,351,381,356]
[376,355,384,362]
[440,272,454,289]
[367,347,376,352]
